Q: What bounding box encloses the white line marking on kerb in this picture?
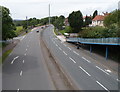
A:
[68,47,71,50]
[20,71,23,76]
[79,66,91,76]
[63,51,67,55]
[73,51,79,56]
[96,66,109,75]
[11,56,19,64]
[96,81,109,92]
[82,57,91,63]
[23,60,25,63]
[69,57,76,63]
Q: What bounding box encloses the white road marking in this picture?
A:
[26,49,28,51]
[23,60,25,63]
[27,45,29,48]
[63,51,67,55]
[24,53,26,56]
[96,66,109,75]
[73,51,79,56]
[56,44,58,47]
[59,47,62,51]
[68,47,71,50]
[96,81,109,92]
[17,89,20,92]
[82,57,91,63]
[69,57,76,63]
[105,69,111,73]
[20,71,23,76]
[117,79,120,82]
[79,66,91,76]
[11,56,19,64]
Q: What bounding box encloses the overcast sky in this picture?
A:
[0,0,119,20]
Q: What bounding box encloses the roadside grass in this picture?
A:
[15,26,24,36]
[0,49,12,64]
[54,29,59,35]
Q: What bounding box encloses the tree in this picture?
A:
[68,10,83,33]
[104,10,120,28]
[92,10,98,19]
[53,15,65,30]
[1,6,16,40]
[84,15,92,27]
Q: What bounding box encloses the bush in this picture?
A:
[79,26,118,38]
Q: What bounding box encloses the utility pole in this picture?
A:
[49,4,50,25]
[26,16,28,29]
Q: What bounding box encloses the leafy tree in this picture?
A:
[53,15,65,30]
[84,15,92,27]
[1,6,16,40]
[68,10,83,33]
[92,10,98,19]
[104,10,120,28]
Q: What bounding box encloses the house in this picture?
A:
[64,18,70,26]
[91,15,105,26]
[90,12,110,27]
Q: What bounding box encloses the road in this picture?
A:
[2,25,119,91]
[2,28,55,91]
[42,25,119,91]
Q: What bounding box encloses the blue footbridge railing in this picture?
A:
[66,37,120,46]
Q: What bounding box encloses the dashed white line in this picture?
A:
[96,81,109,92]
[26,49,28,51]
[68,47,71,50]
[73,51,79,56]
[96,66,109,75]
[79,66,91,76]
[69,57,76,63]
[20,71,23,76]
[63,51,67,55]
[23,60,25,63]
[17,89,20,92]
[117,79,120,82]
[55,44,58,47]
[82,57,91,63]
[11,56,19,64]
[59,47,62,51]
[24,53,27,56]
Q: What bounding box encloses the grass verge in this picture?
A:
[0,49,12,64]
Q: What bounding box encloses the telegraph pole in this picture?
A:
[26,16,28,29]
[49,4,50,25]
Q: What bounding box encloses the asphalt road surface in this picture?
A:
[2,25,119,91]
[2,28,55,91]
[42,25,119,92]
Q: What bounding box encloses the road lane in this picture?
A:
[42,25,118,91]
[2,28,55,90]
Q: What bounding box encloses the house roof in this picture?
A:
[93,15,104,21]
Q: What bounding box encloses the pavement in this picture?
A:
[42,25,119,91]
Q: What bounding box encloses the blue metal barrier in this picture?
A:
[66,37,120,45]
